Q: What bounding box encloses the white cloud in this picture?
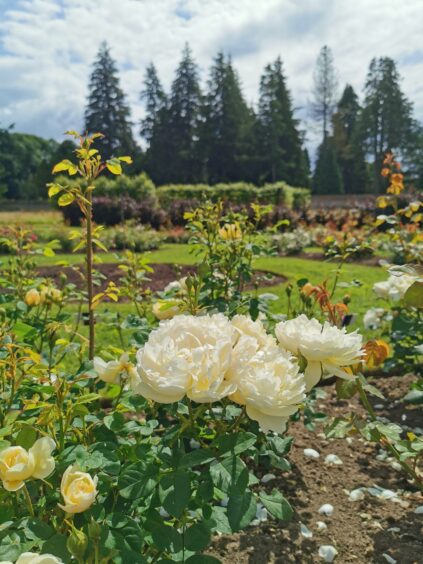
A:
[0,0,422,155]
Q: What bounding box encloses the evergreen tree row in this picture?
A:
[83,42,422,194]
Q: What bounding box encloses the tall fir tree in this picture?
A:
[311,46,338,141]
[360,57,414,191]
[164,43,203,183]
[84,42,136,160]
[312,137,344,195]
[332,85,369,193]
[140,63,168,182]
[257,57,308,186]
[202,52,255,183]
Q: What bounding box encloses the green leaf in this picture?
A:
[336,378,357,400]
[42,534,71,561]
[118,463,157,499]
[106,159,123,175]
[118,156,133,163]
[15,426,37,450]
[404,281,423,308]
[47,183,61,197]
[179,449,215,469]
[259,489,293,521]
[184,521,212,552]
[213,432,256,456]
[227,491,257,531]
[211,506,231,534]
[163,470,191,518]
[58,192,75,207]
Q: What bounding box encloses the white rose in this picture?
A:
[58,465,98,514]
[275,314,363,390]
[373,274,416,301]
[228,317,305,433]
[93,353,135,384]
[135,314,236,403]
[363,307,386,330]
[15,554,63,564]
[0,437,55,492]
[164,277,188,294]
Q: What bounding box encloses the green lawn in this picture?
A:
[48,244,386,350]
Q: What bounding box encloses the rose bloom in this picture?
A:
[228,315,305,433]
[58,465,98,514]
[373,274,416,301]
[0,554,64,564]
[363,307,389,330]
[135,314,236,403]
[275,314,363,390]
[24,289,41,307]
[94,353,136,385]
[0,437,55,491]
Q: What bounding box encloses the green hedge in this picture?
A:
[156,181,310,209]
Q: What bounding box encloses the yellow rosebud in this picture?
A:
[219,223,242,241]
[59,465,98,514]
[25,289,41,307]
[0,437,56,492]
[152,300,180,320]
[50,288,62,303]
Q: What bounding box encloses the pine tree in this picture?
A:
[360,57,414,191]
[140,63,168,182]
[257,57,308,186]
[311,46,338,141]
[202,52,255,183]
[332,85,369,193]
[84,42,136,160]
[164,44,203,183]
[312,137,344,194]
[140,63,167,144]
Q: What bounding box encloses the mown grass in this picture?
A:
[51,244,386,351]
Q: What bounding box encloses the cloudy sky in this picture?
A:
[1,0,422,152]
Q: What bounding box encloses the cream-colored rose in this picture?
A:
[0,437,55,492]
[15,553,64,564]
[93,353,135,384]
[275,314,363,391]
[373,274,416,301]
[135,314,236,403]
[152,300,180,320]
[24,289,41,307]
[58,465,98,514]
[228,316,305,433]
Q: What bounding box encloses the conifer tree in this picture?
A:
[140,63,167,144]
[165,43,203,183]
[360,57,414,191]
[202,52,254,183]
[332,85,369,193]
[311,46,338,141]
[312,137,344,194]
[257,57,308,186]
[84,42,136,160]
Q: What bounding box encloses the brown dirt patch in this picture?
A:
[37,263,286,294]
[209,373,422,563]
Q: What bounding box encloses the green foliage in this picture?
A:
[312,137,344,195]
[157,181,310,208]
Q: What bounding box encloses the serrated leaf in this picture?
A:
[227,491,257,531]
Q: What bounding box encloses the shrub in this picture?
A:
[104,222,163,252]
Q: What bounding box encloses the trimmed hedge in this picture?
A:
[156,181,310,209]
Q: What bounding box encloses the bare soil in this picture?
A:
[209,374,422,564]
[37,263,286,293]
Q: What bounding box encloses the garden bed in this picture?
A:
[209,373,422,563]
